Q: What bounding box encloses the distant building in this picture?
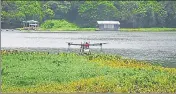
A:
[97,21,120,31]
[22,20,39,30]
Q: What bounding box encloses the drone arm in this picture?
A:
[89,43,107,46]
[89,44,101,46]
[69,44,83,46]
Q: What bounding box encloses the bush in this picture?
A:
[41,20,78,29]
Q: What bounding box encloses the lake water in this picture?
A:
[1,29,176,67]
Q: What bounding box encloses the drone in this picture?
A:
[66,42,107,54]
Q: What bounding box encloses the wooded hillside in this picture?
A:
[1,1,176,28]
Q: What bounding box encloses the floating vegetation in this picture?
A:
[1,50,176,93]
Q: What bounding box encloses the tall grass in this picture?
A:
[40,20,78,29]
[39,20,96,31]
[1,50,176,93]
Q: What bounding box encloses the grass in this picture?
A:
[16,27,97,31]
[16,19,176,32]
[16,27,176,32]
[38,27,97,31]
[1,50,176,93]
[120,28,176,32]
[39,20,96,31]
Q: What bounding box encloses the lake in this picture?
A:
[1,29,176,67]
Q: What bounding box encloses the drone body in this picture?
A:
[66,42,107,54]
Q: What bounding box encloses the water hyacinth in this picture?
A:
[1,50,176,93]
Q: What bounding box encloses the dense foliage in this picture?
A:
[1,50,176,93]
[40,20,78,29]
[1,1,176,28]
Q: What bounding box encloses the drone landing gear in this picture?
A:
[79,48,91,55]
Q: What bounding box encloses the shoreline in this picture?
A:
[13,28,176,32]
[2,47,175,68]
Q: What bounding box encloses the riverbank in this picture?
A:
[2,50,176,93]
[15,28,176,32]
[120,28,176,32]
[16,27,97,31]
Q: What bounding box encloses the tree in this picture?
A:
[1,1,54,28]
[78,1,119,27]
[44,1,71,19]
[116,1,167,28]
[1,1,176,28]
[161,1,176,27]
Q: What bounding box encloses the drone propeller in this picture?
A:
[93,43,108,45]
[66,42,73,45]
[66,42,73,43]
[100,43,108,44]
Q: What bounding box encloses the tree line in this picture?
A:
[1,1,176,28]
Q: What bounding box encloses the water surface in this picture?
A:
[1,30,176,67]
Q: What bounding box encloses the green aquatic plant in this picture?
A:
[1,50,176,93]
